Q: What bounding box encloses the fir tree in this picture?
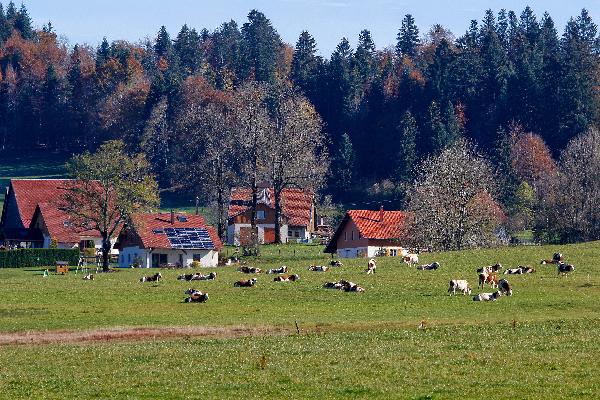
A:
[291,31,320,96]
[444,101,461,144]
[174,24,203,75]
[355,29,376,84]
[241,10,282,83]
[426,101,450,154]
[13,3,33,39]
[0,3,10,43]
[396,14,420,58]
[332,133,356,197]
[395,110,417,182]
[96,37,111,69]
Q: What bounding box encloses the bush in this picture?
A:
[0,248,79,268]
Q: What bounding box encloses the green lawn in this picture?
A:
[0,242,600,398]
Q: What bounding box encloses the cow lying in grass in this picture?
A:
[521,266,536,274]
[473,291,502,302]
[448,280,472,295]
[558,263,575,276]
[504,267,523,275]
[498,278,512,296]
[177,272,217,281]
[239,266,262,274]
[184,288,209,303]
[541,252,563,265]
[273,274,300,282]
[140,273,162,282]
[267,266,288,274]
[330,260,343,267]
[308,265,329,272]
[82,273,94,280]
[234,278,257,287]
[417,262,440,271]
[324,279,365,292]
[366,259,376,274]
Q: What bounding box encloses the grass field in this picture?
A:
[1,242,600,398]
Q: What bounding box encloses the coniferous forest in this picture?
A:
[1,2,600,245]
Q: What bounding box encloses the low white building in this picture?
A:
[115,212,222,268]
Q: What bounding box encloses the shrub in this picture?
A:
[0,248,79,268]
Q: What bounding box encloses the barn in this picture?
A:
[324,207,409,258]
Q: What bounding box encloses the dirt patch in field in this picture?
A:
[0,325,293,346]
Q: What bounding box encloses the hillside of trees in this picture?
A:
[1,2,600,246]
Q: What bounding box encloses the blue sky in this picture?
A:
[24,0,600,56]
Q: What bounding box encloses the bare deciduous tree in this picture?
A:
[407,139,503,251]
[265,85,329,243]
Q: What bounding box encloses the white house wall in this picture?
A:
[336,246,408,258]
[227,223,288,245]
[118,246,219,268]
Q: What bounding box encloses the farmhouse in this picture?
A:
[227,187,315,245]
[116,212,222,268]
[0,179,105,250]
[324,207,408,258]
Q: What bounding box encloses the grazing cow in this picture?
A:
[473,291,502,302]
[267,266,288,274]
[234,278,257,287]
[82,273,94,280]
[479,273,498,289]
[140,272,162,282]
[184,289,209,303]
[403,254,419,266]
[504,267,523,275]
[498,279,512,296]
[330,260,343,267]
[558,263,575,276]
[239,266,262,274]
[308,265,329,272]
[417,262,440,271]
[366,259,377,274]
[273,274,300,282]
[448,280,472,295]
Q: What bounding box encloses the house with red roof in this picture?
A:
[115,212,222,268]
[324,207,409,258]
[227,187,315,245]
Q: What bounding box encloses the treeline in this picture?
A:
[0,3,599,206]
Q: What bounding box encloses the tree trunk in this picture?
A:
[217,187,224,240]
[101,233,111,272]
[274,186,282,244]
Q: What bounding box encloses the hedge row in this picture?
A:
[0,248,79,268]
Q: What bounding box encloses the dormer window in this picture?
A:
[177,216,188,222]
[152,229,164,235]
[257,211,265,220]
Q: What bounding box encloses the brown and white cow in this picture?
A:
[478,273,498,289]
[184,288,209,303]
[140,272,162,282]
[239,266,262,274]
[403,254,419,266]
[521,266,536,274]
[448,279,472,295]
[366,259,377,274]
[273,274,300,282]
[234,278,257,287]
[541,252,564,265]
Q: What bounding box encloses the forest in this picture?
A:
[1,2,600,246]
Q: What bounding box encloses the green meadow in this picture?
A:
[0,243,599,398]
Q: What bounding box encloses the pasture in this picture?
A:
[1,242,600,399]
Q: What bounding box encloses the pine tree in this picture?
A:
[331,133,355,198]
[396,14,420,58]
[444,101,461,143]
[174,24,203,75]
[426,101,450,154]
[241,10,282,83]
[291,31,320,96]
[5,1,16,22]
[154,26,173,59]
[41,64,64,149]
[0,3,10,43]
[355,29,376,84]
[13,3,33,39]
[96,37,111,69]
[211,20,243,88]
[519,6,540,44]
[395,110,417,182]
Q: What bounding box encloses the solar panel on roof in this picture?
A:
[165,227,214,249]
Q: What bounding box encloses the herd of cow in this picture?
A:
[133,251,576,304]
[447,252,575,302]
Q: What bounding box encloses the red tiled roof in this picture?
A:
[130,213,223,250]
[10,179,73,227]
[228,187,313,227]
[33,203,101,244]
[324,209,407,253]
[347,210,406,239]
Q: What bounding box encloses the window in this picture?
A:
[177,216,188,222]
[257,211,265,220]
[389,249,398,257]
[288,230,293,237]
[344,232,347,241]
[294,230,299,238]
[351,231,354,240]
[151,253,168,268]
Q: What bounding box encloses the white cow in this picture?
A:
[473,291,502,302]
[448,279,472,295]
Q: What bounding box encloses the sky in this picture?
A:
[23,0,600,56]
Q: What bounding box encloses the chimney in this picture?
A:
[170,210,175,224]
[379,205,384,222]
